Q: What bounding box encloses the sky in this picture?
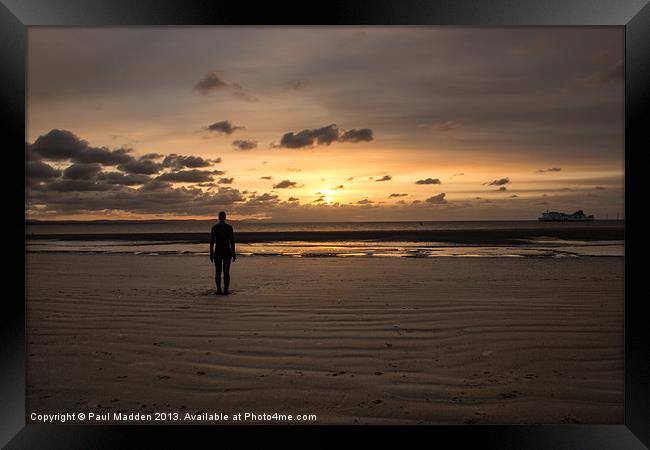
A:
[26,27,624,221]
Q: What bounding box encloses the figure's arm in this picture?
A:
[230,229,236,261]
[209,232,214,262]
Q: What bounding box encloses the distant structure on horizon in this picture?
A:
[538,210,595,222]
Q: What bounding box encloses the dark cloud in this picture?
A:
[118,158,163,175]
[192,72,229,94]
[73,147,133,165]
[207,120,244,135]
[260,176,273,180]
[339,128,373,142]
[376,175,392,182]
[415,178,441,185]
[140,153,163,160]
[162,154,218,169]
[389,193,408,198]
[485,177,510,186]
[357,199,373,204]
[218,177,234,184]
[156,169,221,183]
[287,197,299,202]
[62,163,102,180]
[497,186,508,192]
[96,171,151,186]
[26,160,61,180]
[426,193,447,204]
[247,193,279,204]
[30,129,134,166]
[272,179,298,189]
[537,167,562,173]
[277,124,373,149]
[193,72,258,101]
[28,182,247,215]
[232,139,258,151]
[30,129,88,160]
[32,179,114,192]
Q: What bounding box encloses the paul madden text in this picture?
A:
[30,411,318,423]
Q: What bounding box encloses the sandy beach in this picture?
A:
[26,253,623,424]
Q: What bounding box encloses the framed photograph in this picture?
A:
[3,0,649,447]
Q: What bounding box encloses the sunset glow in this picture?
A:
[26,27,624,221]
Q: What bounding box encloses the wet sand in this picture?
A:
[26,254,623,424]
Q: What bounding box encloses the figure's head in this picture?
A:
[218,211,227,222]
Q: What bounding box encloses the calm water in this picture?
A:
[26,220,624,258]
[26,219,622,235]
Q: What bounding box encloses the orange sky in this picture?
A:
[26,27,624,221]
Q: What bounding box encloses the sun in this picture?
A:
[319,189,336,204]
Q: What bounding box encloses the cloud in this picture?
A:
[339,128,373,142]
[156,169,222,183]
[485,177,510,186]
[537,167,562,173]
[96,171,151,186]
[73,147,134,165]
[376,175,392,182]
[232,139,258,151]
[162,154,219,169]
[497,186,508,192]
[218,177,234,184]
[272,179,298,189]
[415,178,441,185]
[426,193,447,204]
[30,129,88,160]
[260,176,273,180]
[192,72,229,94]
[276,124,373,149]
[26,160,61,180]
[357,199,373,204]
[247,192,279,204]
[31,179,114,192]
[193,71,258,101]
[389,193,408,197]
[30,129,135,167]
[287,197,299,202]
[117,158,163,175]
[62,163,102,180]
[231,88,259,103]
[28,130,232,179]
[207,120,244,135]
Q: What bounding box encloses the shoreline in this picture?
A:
[26,225,624,245]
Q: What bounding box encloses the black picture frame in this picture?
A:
[2,0,648,447]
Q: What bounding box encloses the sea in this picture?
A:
[26,220,624,258]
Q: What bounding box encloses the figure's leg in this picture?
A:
[223,257,232,293]
[215,257,223,293]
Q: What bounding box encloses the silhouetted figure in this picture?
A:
[210,211,236,295]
